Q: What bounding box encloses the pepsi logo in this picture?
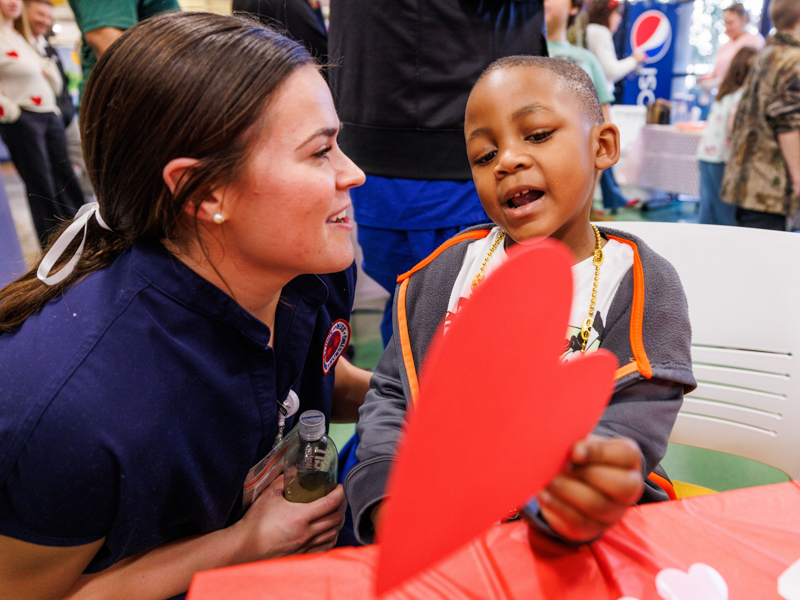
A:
[631,10,672,64]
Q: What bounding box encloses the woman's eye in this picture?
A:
[314,146,332,159]
[527,130,554,143]
[473,150,496,166]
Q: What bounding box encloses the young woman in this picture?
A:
[585,0,645,95]
[0,0,83,246]
[0,12,368,600]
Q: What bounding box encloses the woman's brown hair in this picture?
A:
[716,45,757,101]
[587,0,620,28]
[0,12,312,333]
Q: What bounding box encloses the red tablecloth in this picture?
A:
[187,482,800,599]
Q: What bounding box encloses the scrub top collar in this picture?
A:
[129,238,330,349]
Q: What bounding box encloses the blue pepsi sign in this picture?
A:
[621,2,679,105]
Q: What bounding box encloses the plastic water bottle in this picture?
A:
[283,410,338,503]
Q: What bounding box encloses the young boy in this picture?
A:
[344,57,696,545]
[721,0,800,230]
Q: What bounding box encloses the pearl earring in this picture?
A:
[212,213,224,225]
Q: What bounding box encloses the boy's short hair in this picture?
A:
[568,0,584,29]
[770,0,800,31]
[477,56,604,124]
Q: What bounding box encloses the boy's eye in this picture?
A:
[527,130,554,143]
[473,150,496,166]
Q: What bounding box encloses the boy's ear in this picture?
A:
[594,122,621,171]
[163,157,224,224]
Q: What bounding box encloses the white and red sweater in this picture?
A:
[0,26,61,123]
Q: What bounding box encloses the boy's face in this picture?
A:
[465,66,610,250]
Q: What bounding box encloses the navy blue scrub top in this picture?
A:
[0,238,355,573]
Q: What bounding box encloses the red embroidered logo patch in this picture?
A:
[31,97,42,106]
[322,319,350,375]
[6,51,17,58]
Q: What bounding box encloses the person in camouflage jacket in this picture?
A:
[721,0,800,230]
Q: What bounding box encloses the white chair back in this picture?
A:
[602,222,800,480]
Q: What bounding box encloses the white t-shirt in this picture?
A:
[585,23,639,90]
[444,227,634,360]
[696,88,744,164]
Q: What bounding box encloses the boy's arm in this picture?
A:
[344,336,409,544]
[778,130,800,197]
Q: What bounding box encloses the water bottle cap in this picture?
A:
[298,410,326,441]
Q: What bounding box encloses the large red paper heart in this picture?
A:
[375,238,618,595]
[6,51,17,58]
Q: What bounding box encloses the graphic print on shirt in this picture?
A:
[322,318,351,374]
[563,311,605,360]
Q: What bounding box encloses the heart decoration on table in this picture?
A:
[30,97,42,106]
[779,557,800,600]
[655,563,728,600]
[374,238,618,595]
[6,50,17,58]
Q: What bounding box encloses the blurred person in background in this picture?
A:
[0,0,83,247]
[546,0,636,214]
[328,0,547,347]
[25,0,92,198]
[67,0,179,98]
[721,0,800,230]
[585,0,645,95]
[696,46,757,226]
[232,0,327,66]
[24,0,73,128]
[701,3,764,92]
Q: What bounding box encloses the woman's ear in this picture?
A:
[594,122,621,171]
[163,157,224,224]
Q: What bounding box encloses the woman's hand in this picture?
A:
[632,49,647,64]
[232,474,347,561]
[537,435,644,543]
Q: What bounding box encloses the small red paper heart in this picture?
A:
[31,97,42,106]
[6,51,17,58]
[375,239,618,595]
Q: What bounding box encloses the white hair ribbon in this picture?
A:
[37,202,113,286]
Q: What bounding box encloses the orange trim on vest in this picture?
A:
[648,472,677,501]
[606,235,652,379]
[396,278,420,406]
[614,362,639,381]
[397,229,492,283]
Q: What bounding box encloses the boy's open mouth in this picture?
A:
[506,189,544,209]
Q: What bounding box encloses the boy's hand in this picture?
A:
[537,435,644,543]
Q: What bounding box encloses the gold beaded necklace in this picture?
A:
[470,231,505,292]
[580,224,604,353]
[470,226,604,354]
